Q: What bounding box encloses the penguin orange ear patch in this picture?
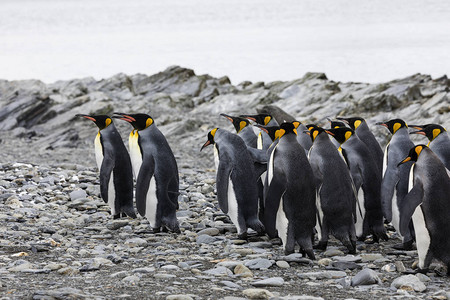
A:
[432,128,441,140]
[264,116,271,126]
[415,145,423,156]
[239,121,247,132]
[393,123,401,133]
[278,129,286,138]
[105,118,112,127]
[354,120,362,129]
[312,130,319,141]
[211,128,218,137]
[146,118,154,128]
[344,131,352,141]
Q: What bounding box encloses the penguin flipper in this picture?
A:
[399,180,424,238]
[264,174,286,238]
[99,156,114,204]
[135,155,155,217]
[247,147,268,164]
[380,168,400,222]
[216,159,232,214]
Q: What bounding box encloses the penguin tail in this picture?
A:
[247,218,265,234]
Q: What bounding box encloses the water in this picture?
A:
[1,0,449,84]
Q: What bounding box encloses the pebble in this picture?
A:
[244,258,273,270]
[234,264,253,278]
[351,268,381,286]
[196,234,218,244]
[242,288,274,299]
[69,189,87,200]
[276,260,290,269]
[204,266,233,277]
[166,295,194,300]
[122,275,141,285]
[332,261,359,270]
[221,280,242,289]
[252,277,284,287]
[298,271,347,280]
[323,248,344,257]
[124,237,148,247]
[360,253,384,262]
[197,228,220,236]
[391,275,427,292]
[106,220,129,230]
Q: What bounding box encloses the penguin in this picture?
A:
[326,118,347,148]
[76,114,136,219]
[264,122,316,258]
[337,117,383,174]
[409,124,450,171]
[240,113,278,150]
[257,105,312,151]
[398,145,450,274]
[201,128,265,239]
[326,127,388,242]
[307,127,357,254]
[220,114,258,148]
[113,113,180,233]
[377,119,415,249]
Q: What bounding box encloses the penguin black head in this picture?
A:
[410,124,446,143]
[240,114,273,126]
[336,117,365,130]
[306,126,326,142]
[325,127,354,144]
[200,128,218,152]
[113,113,154,131]
[305,124,319,132]
[76,114,112,130]
[376,119,408,134]
[397,144,427,166]
[277,122,297,139]
[326,117,347,129]
[220,113,250,133]
[254,124,280,142]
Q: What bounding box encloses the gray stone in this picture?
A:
[323,248,345,257]
[69,189,87,200]
[33,288,94,299]
[221,280,242,289]
[252,277,284,287]
[196,234,218,244]
[124,237,148,247]
[276,260,290,269]
[391,275,427,292]
[203,266,233,276]
[298,271,347,280]
[166,295,194,300]
[244,258,273,270]
[242,288,274,299]
[197,228,220,236]
[280,253,312,264]
[332,261,359,270]
[122,275,141,285]
[351,268,381,286]
[133,267,156,273]
[360,253,384,262]
[106,220,129,230]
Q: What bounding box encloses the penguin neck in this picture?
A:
[392,127,410,140]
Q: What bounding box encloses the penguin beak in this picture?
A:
[200,140,211,152]
[326,117,333,124]
[397,156,412,167]
[376,122,388,128]
[336,117,349,124]
[240,115,257,122]
[75,114,96,122]
[325,130,335,136]
[254,124,269,134]
[410,130,426,136]
[112,113,135,122]
[220,113,234,123]
[304,130,311,136]
[408,125,424,130]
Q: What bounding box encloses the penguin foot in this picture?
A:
[303,249,316,260]
[416,268,429,275]
[284,249,295,256]
[343,241,356,254]
[403,240,415,250]
[113,214,121,220]
[151,227,161,234]
[313,241,327,251]
[238,232,248,240]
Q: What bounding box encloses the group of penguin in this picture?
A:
[76,105,450,275]
[77,113,180,233]
[200,106,450,275]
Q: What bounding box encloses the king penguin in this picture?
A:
[113,113,180,233]
[326,127,388,242]
[307,127,357,254]
[377,119,415,249]
[76,114,136,219]
[264,122,316,258]
[398,145,450,274]
[240,113,278,150]
[337,117,383,174]
[409,124,450,171]
[220,114,258,148]
[201,128,265,239]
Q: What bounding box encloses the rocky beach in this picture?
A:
[0,66,449,299]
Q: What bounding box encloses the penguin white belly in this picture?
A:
[94,133,103,170]
[391,190,401,238]
[267,146,277,186]
[129,131,143,179]
[276,197,288,246]
[213,145,220,170]
[108,173,116,216]
[227,177,241,234]
[95,132,116,215]
[257,132,263,150]
[315,185,324,241]
[355,188,366,238]
[382,143,389,178]
[145,177,158,228]
[411,205,431,269]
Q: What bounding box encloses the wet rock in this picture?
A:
[244,258,273,270]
